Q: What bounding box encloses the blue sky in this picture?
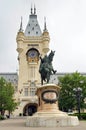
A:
[0,0,86,73]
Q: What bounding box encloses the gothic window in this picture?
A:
[29,81,36,96]
[32,27,34,30]
[30,88,35,96]
[30,82,35,87]
[24,88,28,96]
[36,31,38,34]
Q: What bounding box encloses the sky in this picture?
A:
[0,0,86,73]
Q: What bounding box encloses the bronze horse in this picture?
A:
[39,50,57,85]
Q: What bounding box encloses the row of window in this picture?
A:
[29,23,38,26]
[24,87,36,96]
[28,31,38,34]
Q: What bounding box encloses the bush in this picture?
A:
[0,115,5,120]
[80,113,86,120]
[68,113,86,120]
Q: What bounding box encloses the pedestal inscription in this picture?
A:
[42,90,58,103]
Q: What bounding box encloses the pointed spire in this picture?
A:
[19,16,23,32]
[34,4,36,14]
[31,4,33,14]
[44,17,48,32]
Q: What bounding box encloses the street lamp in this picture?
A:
[73,87,82,120]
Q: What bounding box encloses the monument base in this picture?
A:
[26,84,79,127]
[26,111,79,127]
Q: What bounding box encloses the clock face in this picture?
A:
[27,49,39,63]
[28,50,37,58]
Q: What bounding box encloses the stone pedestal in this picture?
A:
[26,84,79,127]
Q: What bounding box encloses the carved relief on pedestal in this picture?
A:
[42,90,58,103]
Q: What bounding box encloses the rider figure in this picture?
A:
[39,51,56,85]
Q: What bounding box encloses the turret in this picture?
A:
[16,17,24,53]
[42,17,50,54]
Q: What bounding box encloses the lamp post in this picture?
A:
[73,87,82,120]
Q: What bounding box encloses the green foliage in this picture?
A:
[0,77,17,116]
[69,113,86,120]
[58,72,86,112]
[0,115,5,120]
[80,113,86,120]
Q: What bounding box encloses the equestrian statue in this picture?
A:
[39,50,57,85]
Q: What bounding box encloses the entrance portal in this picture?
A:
[23,103,37,116]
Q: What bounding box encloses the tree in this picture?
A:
[0,77,17,116]
[58,72,86,112]
[4,82,18,117]
[0,77,7,115]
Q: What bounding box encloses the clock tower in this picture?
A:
[15,6,50,116]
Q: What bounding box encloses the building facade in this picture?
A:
[0,72,86,116]
[15,7,50,116]
[0,73,18,92]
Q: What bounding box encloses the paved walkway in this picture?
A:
[0,117,86,130]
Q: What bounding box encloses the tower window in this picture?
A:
[24,88,28,96]
[29,24,30,26]
[28,31,30,34]
[36,24,38,26]
[32,27,34,30]
[36,31,38,34]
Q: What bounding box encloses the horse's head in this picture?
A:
[48,50,55,62]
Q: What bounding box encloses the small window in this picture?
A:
[30,82,35,87]
[28,31,30,34]
[29,24,30,26]
[32,27,34,30]
[36,31,38,34]
[30,88,35,96]
[24,88,28,96]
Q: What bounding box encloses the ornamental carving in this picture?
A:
[42,90,58,104]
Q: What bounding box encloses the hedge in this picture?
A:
[69,113,86,120]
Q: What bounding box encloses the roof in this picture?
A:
[0,73,18,85]
[24,13,42,36]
